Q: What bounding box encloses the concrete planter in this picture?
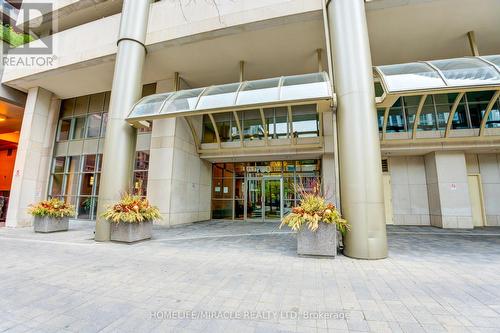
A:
[33,216,69,233]
[110,220,152,243]
[297,223,337,257]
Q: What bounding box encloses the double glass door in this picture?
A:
[245,177,283,222]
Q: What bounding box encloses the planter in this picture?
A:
[110,220,152,243]
[34,216,69,233]
[297,222,337,257]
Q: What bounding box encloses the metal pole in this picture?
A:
[327,0,388,259]
[95,0,153,241]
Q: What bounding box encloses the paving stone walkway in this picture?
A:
[1,221,500,333]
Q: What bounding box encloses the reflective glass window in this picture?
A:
[452,102,469,129]
[466,91,495,128]
[86,113,102,138]
[57,119,71,141]
[211,200,233,219]
[418,96,438,131]
[264,107,289,139]
[240,109,264,140]
[213,112,239,142]
[72,117,86,140]
[403,96,421,131]
[486,99,500,128]
[100,113,108,137]
[386,98,406,132]
[82,155,96,172]
[78,197,92,219]
[52,157,66,173]
[50,174,64,196]
[291,104,319,138]
[433,93,458,130]
[377,109,385,132]
[80,174,94,196]
[202,114,217,143]
[135,151,150,171]
[133,171,148,196]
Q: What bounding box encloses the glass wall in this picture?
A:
[50,90,153,220]
[201,104,320,143]
[382,90,500,135]
[211,160,321,221]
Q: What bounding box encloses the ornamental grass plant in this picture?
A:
[280,181,349,235]
[102,194,161,223]
[28,198,75,218]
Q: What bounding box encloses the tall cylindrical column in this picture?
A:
[95,0,152,241]
[327,0,387,259]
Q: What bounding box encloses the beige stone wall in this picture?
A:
[147,79,211,226]
[388,156,430,226]
[466,153,500,226]
[424,152,472,229]
[6,87,60,227]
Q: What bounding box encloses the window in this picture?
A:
[202,114,217,143]
[466,91,495,128]
[86,113,102,138]
[57,119,71,141]
[386,98,406,133]
[417,96,437,131]
[241,109,264,141]
[133,151,150,196]
[264,107,289,139]
[213,112,239,142]
[72,117,86,140]
[291,104,319,138]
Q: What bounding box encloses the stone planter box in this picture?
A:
[297,223,337,257]
[34,216,69,233]
[110,220,152,243]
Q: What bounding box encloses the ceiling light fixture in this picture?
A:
[0,115,7,122]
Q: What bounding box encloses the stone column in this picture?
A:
[6,87,59,227]
[327,0,387,259]
[95,0,152,241]
[425,152,473,229]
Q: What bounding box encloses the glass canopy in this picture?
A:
[375,55,500,94]
[128,72,331,120]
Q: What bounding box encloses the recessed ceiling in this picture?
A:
[0,100,24,134]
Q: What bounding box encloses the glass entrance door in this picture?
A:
[246,178,263,220]
[263,178,283,221]
[245,177,283,222]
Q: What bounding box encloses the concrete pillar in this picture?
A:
[147,79,211,227]
[6,87,59,227]
[95,0,152,241]
[425,152,473,229]
[327,0,387,259]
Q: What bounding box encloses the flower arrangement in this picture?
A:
[28,198,75,218]
[102,194,161,223]
[280,182,349,234]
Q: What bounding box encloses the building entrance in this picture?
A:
[246,177,283,222]
[211,160,321,221]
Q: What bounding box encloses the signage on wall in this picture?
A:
[451,184,457,191]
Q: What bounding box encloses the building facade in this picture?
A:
[2,0,500,259]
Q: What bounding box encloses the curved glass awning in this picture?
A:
[127,72,332,122]
[374,55,500,94]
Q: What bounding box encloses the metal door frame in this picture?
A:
[244,176,283,222]
[262,176,284,222]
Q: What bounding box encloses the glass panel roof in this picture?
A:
[375,55,500,94]
[429,57,500,86]
[377,62,446,92]
[127,72,331,120]
[128,93,172,119]
[483,55,500,69]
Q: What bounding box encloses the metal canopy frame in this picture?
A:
[127,72,332,154]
